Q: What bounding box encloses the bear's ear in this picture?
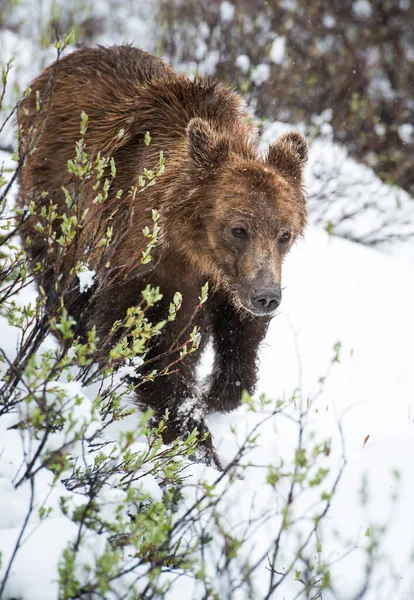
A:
[267,132,308,183]
[187,117,229,171]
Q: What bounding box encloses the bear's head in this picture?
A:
[174,118,308,317]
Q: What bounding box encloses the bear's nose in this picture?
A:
[251,287,282,314]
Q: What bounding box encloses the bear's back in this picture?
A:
[18,46,257,201]
[51,45,176,86]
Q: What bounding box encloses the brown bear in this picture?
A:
[17,45,308,467]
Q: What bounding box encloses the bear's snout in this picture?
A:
[250,285,282,315]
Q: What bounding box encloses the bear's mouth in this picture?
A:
[232,292,280,318]
[243,303,279,317]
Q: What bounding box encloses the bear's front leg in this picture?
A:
[204,295,271,414]
[134,349,222,469]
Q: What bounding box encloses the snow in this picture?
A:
[117,358,144,379]
[77,266,96,293]
[251,63,270,86]
[0,517,79,600]
[398,123,414,144]
[374,122,386,136]
[201,49,220,76]
[353,0,372,18]
[236,54,250,74]
[269,36,285,64]
[323,14,336,28]
[219,1,236,22]
[177,396,204,424]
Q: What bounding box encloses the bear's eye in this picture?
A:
[232,227,247,238]
[279,231,292,244]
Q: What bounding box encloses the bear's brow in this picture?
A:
[222,192,279,202]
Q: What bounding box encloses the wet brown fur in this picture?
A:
[17,46,308,466]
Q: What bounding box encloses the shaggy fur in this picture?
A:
[17,46,308,466]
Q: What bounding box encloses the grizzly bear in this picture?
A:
[17,45,308,467]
